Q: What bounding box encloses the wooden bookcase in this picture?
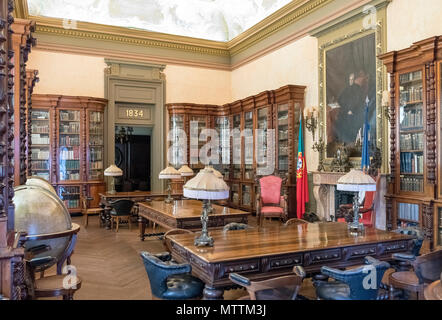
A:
[166,85,305,217]
[380,35,442,250]
[29,95,107,213]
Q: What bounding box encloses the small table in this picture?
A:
[424,280,442,300]
[99,191,182,229]
[138,199,250,241]
[168,222,414,300]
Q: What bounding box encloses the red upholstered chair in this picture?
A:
[255,174,288,227]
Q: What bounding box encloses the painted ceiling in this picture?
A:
[27,0,292,42]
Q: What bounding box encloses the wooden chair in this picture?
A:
[163,228,193,252]
[255,172,288,227]
[229,265,306,300]
[284,218,310,226]
[389,249,442,300]
[109,199,135,232]
[24,224,82,300]
[81,196,103,228]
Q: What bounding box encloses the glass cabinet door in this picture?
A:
[30,109,51,181]
[396,202,420,228]
[398,70,424,192]
[230,183,239,206]
[88,111,104,180]
[170,114,185,167]
[189,115,206,169]
[215,116,230,177]
[277,104,289,174]
[241,184,252,207]
[232,114,241,180]
[59,110,81,181]
[58,185,80,210]
[244,111,254,180]
[256,107,269,173]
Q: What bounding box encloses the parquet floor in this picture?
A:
[42,215,317,300]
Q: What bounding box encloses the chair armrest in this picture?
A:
[392,253,416,262]
[320,266,352,283]
[28,256,56,269]
[27,244,51,256]
[229,273,251,287]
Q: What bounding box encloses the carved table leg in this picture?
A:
[203,285,224,300]
[139,216,147,241]
[104,206,112,230]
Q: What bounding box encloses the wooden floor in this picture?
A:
[43,215,317,300]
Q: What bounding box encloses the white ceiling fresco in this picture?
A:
[28,0,292,42]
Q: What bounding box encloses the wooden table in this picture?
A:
[99,191,182,229]
[138,199,250,241]
[424,280,442,300]
[168,222,415,299]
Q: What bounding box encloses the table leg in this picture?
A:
[203,285,224,300]
[139,216,147,241]
[104,206,112,230]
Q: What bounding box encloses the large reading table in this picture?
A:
[168,222,414,299]
[138,200,250,241]
[99,191,182,229]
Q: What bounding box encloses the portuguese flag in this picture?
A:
[296,115,309,219]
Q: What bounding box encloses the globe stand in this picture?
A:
[194,199,214,247]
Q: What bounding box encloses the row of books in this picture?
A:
[31,134,49,145]
[31,150,50,160]
[90,112,103,122]
[400,86,423,103]
[400,152,424,174]
[32,111,49,120]
[63,199,80,209]
[398,203,419,222]
[31,160,49,170]
[60,148,80,160]
[400,107,423,129]
[60,160,80,170]
[60,123,80,134]
[33,172,49,180]
[31,125,50,134]
[90,161,103,170]
[60,135,80,146]
[60,172,80,181]
[399,71,422,83]
[400,176,423,192]
[89,135,103,145]
[400,132,424,150]
[89,173,103,180]
[59,186,80,194]
[60,111,80,121]
[398,221,419,228]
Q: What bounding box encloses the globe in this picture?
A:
[13,185,72,270]
[25,176,57,194]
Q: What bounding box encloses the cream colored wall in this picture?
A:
[27,50,232,105]
[387,0,442,51]
[164,65,231,105]
[231,36,320,171]
[27,50,107,98]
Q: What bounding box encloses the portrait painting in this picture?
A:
[325,32,376,158]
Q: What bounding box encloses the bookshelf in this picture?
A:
[29,95,107,213]
[380,35,442,250]
[166,85,305,217]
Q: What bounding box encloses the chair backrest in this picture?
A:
[413,249,442,284]
[223,222,249,232]
[393,226,424,257]
[109,199,135,215]
[259,175,283,205]
[321,256,390,300]
[140,251,191,298]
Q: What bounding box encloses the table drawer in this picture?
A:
[305,248,341,265]
[219,259,260,278]
[343,245,377,260]
[268,254,303,271]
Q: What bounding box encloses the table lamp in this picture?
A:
[337,169,376,232]
[183,167,229,246]
[104,164,123,194]
[159,166,181,204]
[178,164,194,182]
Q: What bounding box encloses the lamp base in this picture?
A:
[108,189,117,195]
[348,221,365,233]
[194,234,214,247]
[164,196,173,204]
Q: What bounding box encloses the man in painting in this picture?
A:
[334,69,370,143]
